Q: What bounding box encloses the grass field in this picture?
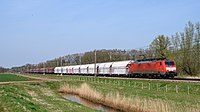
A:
[33,74,200,110]
[0,82,99,112]
[0,74,34,82]
[0,74,199,112]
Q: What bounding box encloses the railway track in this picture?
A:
[150,77,200,83]
[35,73,200,83]
[171,77,200,82]
[97,76,200,83]
[10,73,200,84]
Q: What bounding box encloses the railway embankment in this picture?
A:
[0,74,200,112]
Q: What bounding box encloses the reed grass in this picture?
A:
[59,83,200,112]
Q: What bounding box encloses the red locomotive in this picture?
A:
[129,58,177,78]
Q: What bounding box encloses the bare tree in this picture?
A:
[150,35,171,58]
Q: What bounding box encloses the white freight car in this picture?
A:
[111,60,132,76]
[80,64,89,74]
[55,60,133,76]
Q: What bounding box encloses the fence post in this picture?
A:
[176,85,178,93]
[142,83,143,89]
[188,86,190,95]
[149,83,150,90]
[134,82,136,88]
[157,83,159,91]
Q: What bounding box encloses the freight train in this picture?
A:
[29,58,177,78]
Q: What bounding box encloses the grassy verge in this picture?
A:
[0,82,99,112]
[0,74,34,82]
[8,74,199,112]
[33,74,200,109]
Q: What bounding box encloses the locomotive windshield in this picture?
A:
[165,61,175,66]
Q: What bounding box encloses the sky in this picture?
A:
[0,0,200,68]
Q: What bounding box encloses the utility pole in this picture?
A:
[56,59,59,76]
[79,55,82,65]
[26,65,28,74]
[94,50,97,77]
[109,52,112,61]
[61,57,63,76]
[43,62,45,75]
[57,59,59,67]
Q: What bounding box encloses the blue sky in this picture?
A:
[0,0,199,68]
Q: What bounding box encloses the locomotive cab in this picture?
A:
[164,60,177,78]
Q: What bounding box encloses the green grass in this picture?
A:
[2,74,198,111]
[0,82,99,112]
[0,74,34,82]
[34,74,200,107]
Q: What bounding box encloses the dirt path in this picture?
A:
[16,74,61,81]
[0,74,62,85]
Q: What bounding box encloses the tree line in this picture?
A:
[141,21,200,75]
[0,66,9,73]
[171,22,200,75]
[9,21,200,76]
